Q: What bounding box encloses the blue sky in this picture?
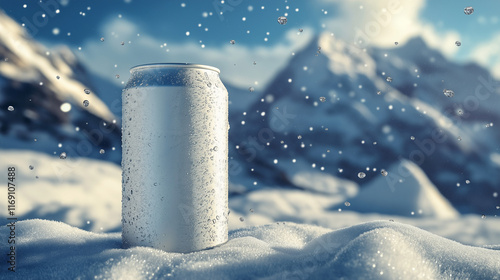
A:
[2,0,500,88]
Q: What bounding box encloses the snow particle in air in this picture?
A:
[443,89,454,97]
[358,172,366,179]
[277,16,287,25]
[83,100,89,107]
[465,180,470,184]
[60,102,72,112]
[464,7,474,15]
[410,136,415,141]
[185,31,190,36]
[59,152,67,159]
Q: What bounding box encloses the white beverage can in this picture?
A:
[122,63,228,253]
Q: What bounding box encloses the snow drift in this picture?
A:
[1,219,499,279]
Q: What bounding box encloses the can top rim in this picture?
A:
[130,63,220,74]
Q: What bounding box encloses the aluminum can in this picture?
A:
[122,63,228,253]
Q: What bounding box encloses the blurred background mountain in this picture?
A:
[1,1,499,216]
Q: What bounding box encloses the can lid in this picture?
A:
[130,63,220,74]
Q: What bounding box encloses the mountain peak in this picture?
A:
[0,10,114,122]
[0,10,121,163]
[403,36,428,49]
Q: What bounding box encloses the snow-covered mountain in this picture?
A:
[0,9,498,214]
[229,33,500,214]
[0,10,121,163]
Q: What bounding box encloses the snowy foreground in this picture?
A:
[2,219,499,279]
[1,150,499,279]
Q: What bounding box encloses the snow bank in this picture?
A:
[2,219,499,279]
[0,150,122,232]
[2,149,499,249]
[344,159,460,219]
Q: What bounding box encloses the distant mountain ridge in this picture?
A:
[228,32,500,214]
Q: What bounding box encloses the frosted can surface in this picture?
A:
[122,63,228,253]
